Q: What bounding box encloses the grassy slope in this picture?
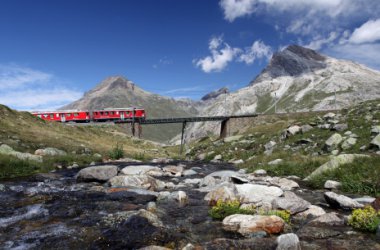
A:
[0,105,172,178]
[187,99,380,196]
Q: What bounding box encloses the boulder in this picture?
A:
[276,233,301,250]
[304,154,368,180]
[254,169,267,176]
[268,159,283,166]
[323,112,336,120]
[223,214,284,236]
[324,191,364,209]
[287,125,301,136]
[200,175,218,188]
[324,180,341,189]
[76,165,118,181]
[354,196,376,205]
[295,205,326,219]
[236,184,283,203]
[163,165,183,176]
[0,144,42,162]
[371,125,380,135]
[103,209,163,228]
[324,133,343,150]
[370,134,380,149]
[301,124,313,133]
[204,183,239,205]
[341,138,357,150]
[264,141,277,151]
[120,165,163,176]
[213,154,222,161]
[35,147,67,156]
[332,124,348,132]
[183,169,197,176]
[269,177,299,191]
[272,191,310,214]
[309,212,344,226]
[108,175,164,191]
[224,135,243,143]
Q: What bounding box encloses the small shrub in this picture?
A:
[208,199,255,220]
[108,143,124,160]
[348,206,380,233]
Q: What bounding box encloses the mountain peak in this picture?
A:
[250,45,327,85]
[201,87,229,101]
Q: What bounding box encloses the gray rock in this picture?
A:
[301,124,313,133]
[183,169,197,176]
[223,135,243,143]
[35,147,67,156]
[163,165,183,176]
[268,159,283,165]
[276,233,301,250]
[264,141,277,151]
[341,138,357,150]
[236,184,283,203]
[76,165,118,182]
[287,125,301,136]
[231,159,244,164]
[272,191,310,214]
[103,209,163,228]
[269,177,299,191]
[353,196,376,205]
[323,112,336,120]
[331,150,339,156]
[371,125,380,135]
[120,165,162,176]
[213,154,222,161]
[370,134,380,149]
[295,205,326,219]
[200,175,218,188]
[108,175,164,191]
[184,178,201,185]
[310,212,344,226]
[324,180,342,189]
[332,124,348,132]
[324,191,364,209]
[304,154,368,180]
[0,144,42,162]
[254,169,267,176]
[324,133,343,150]
[196,153,206,161]
[0,184,5,192]
[204,183,239,204]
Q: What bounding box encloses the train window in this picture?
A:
[86,112,89,115]
[43,114,48,118]
[50,114,54,118]
[116,111,119,115]
[56,113,59,117]
[74,113,79,117]
[66,113,71,117]
[110,112,114,115]
[105,112,108,115]
[100,112,103,115]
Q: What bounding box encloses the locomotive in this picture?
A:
[31,107,146,123]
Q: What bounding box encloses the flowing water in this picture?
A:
[0,162,379,249]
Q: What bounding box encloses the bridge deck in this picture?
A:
[115,114,258,125]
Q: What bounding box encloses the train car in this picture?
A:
[31,107,145,123]
[31,111,90,122]
[92,108,146,122]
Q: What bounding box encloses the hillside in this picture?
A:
[0,104,171,178]
[61,76,201,142]
[183,45,380,141]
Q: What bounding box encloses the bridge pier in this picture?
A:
[180,121,187,155]
[220,118,229,139]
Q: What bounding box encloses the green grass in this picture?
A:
[308,156,380,196]
[0,153,101,179]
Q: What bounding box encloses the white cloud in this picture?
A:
[195,37,272,73]
[306,32,339,50]
[195,36,241,73]
[326,43,380,70]
[0,65,52,90]
[239,40,272,64]
[0,65,82,110]
[349,19,380,44]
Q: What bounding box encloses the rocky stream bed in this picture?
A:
[0,161,379,250]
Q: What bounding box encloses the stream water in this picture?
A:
[0,162,379,249]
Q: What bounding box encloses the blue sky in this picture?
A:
[1,0,380,110]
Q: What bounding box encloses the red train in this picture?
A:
[31,108,146,123]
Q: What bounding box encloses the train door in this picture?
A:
[120,112,125,121]
[60,114,66,122]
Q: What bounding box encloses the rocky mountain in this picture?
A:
[201,87,229,101]
[61,76,200,142]
[183,45,380,142]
